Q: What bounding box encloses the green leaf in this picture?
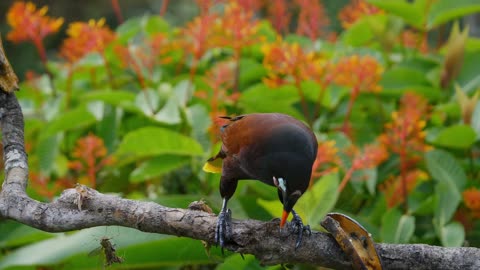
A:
[239,84,304,121]
[427,0,480,29]
[115,127,203,164]
[116,15,170,42]
[381,208,415,244]
[239,58,267,90]
[434,181,461,228]
[257,173,339,230]
[381,66,431,89]
[425,149,467,191]
[457,51,480,94]
[472,102,480,139]
[40,107,96,140]
[216,254,264,270]
[368,0,424,29]
[130,155,190,183]
[432,124,477,149]
[143,16,171,36]
[0,221,54,249]
[36,135,60,174]
[82,90,138,112]
[440,222,465,247]
[154,97,181,124]
[341,14,387,46]
[0,226,165,269]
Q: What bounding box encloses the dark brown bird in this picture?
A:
[204,113,318,249]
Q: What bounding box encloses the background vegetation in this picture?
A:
[1,0,480,269]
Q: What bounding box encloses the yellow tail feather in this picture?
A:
[202,158,223,173]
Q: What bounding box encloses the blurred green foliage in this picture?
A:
[1,0,480,269]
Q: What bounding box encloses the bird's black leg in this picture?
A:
[215,197,232,251]
[290,209,311,249]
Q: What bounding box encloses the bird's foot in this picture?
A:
[215,208,232,251]
[290,211,311,250]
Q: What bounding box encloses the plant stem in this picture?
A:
[338,166,355,193]
[294,77,312,126]
[111,0,124,24]
[160,0,169,16]
[342,87,359,135]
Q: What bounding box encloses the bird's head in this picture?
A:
[273,176,303,228]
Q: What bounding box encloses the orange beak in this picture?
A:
[280,210,289,228]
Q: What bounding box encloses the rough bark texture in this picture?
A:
[1,91,480,269]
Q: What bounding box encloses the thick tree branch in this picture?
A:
[1,91,480,269]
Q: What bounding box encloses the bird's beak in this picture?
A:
[280,210,289,228]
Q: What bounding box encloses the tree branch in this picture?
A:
[1,91,480,269]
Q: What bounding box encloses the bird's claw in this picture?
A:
[290,212,311,250]
[215,208,232,252]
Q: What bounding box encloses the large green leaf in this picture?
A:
[472,102,480,139]
[434,181,461,228]
[425,149,467,191]
[116,15,170,42]
[239,84,304,121]
[432,124,477,149]
[381,66,431,89]
[36,134,60,174]
[82,90,139,112]
[115,127,203,164]
[216,254,266,270]
[0,226,163,269]
[129,155,190,183]
[0,221,54,249]
[40,107,96,140]
[457,51,480,94]
[381,208,415,244]
[368,0,424,29]
[440,222,465,247]
[257,173,339,230]
[427,0,480,29]
[239,58,267,90]
[341,16,378,46]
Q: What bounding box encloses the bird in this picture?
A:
[203,113,318,249]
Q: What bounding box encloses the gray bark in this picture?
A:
[1,91,480,269]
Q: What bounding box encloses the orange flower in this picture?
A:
[29,172,74,200]
[380,169,428,208]
[311,140,340,181]
[213,2,260,53]
[68,133,114,188]
[60,18,116,62]
[6,2,63,44]
[202,60,241,143]
[266,0,291,34]
[339,0,383,29]
[401,29,429,53]
[195,0,224,15]
[379,92,430,162]
[262,40,328,87]
[351,143,388,170]
[463,188,480,211]
[332,54,383,94]
[181,14,216,61]
[338,143,388,192]
[229,0,263,13]
[295,0,329,40]
[7,1,63,62]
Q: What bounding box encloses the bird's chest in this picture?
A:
[235,147,288,186]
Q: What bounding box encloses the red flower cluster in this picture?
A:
[68,133,114,188]
[60,19,116,62]
[339,0,383,29]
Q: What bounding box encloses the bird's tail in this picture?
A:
[202,156,223,173]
